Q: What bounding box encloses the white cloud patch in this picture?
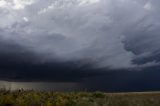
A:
[144,2,153,11]
[0,0,34,10]
[0,0,160,70]
[0,0,7,8]
[23,17,29,22]
[78,0,100,5]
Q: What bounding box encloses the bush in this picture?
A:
[92,92,105,98]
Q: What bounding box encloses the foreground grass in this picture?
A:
[0,90,160,106]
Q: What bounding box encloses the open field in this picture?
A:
[0,90,160,106]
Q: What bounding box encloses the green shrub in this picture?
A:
[92,92,105,98]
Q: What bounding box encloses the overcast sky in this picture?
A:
[0,0,160,88]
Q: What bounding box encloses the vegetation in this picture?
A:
[0,89,160,106]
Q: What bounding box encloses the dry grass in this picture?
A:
[0,89,160,106]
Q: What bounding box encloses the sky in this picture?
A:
[0,0,160,91]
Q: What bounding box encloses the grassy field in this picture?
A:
[0,89,160,106]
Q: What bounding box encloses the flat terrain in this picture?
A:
[0,90,160,106]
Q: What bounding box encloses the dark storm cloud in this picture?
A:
[0,0,160,82]
[82,67,160,92]
[0,39,100,81]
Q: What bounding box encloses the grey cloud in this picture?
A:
[0,0,160,70]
